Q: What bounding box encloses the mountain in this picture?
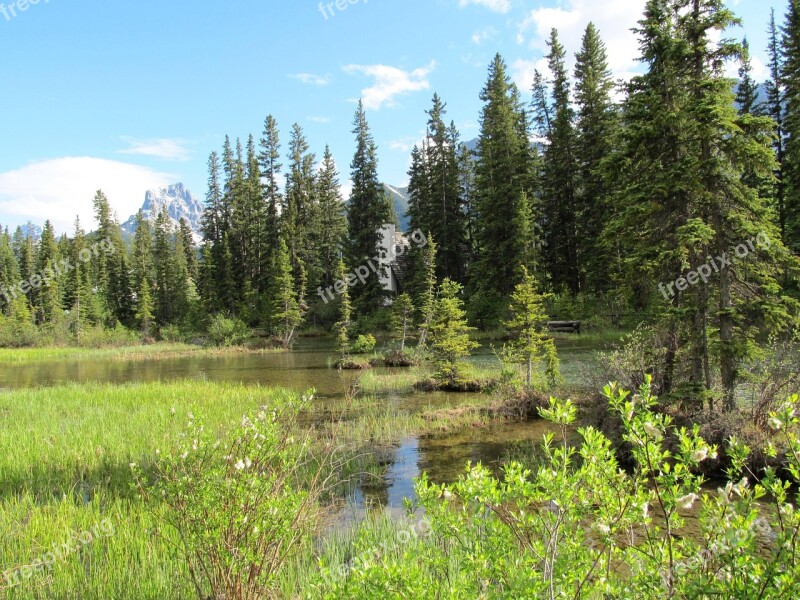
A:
[384,184,411,232]
[18,221,42,240]
[121,183,203,242]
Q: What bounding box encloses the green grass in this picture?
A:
[0,378,486,598]
[0,342,281,364]
[0,381,303,599]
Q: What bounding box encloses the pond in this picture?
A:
[0,336,602,509]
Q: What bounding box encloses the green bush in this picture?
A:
[206,315,249,347]
[0,314,39,348]
[350,334,376,354]
[322,378,800,598]
[137,391,330,599]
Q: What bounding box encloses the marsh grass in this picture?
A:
[0,342,283,365]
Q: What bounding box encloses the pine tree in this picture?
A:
[537,29,580,294]
[258,115,283,266]
[333,258,352,359]
[132,210,153,292]
[268,237,303,348]
[284,123,319,303]
[429,279,478,387]
[736,38,760,115]
[316,145,348,293]
[782,0,800,252]
[407,95,467,284]
[573,23,618,293]
[471,55,536,321]
[178,218,198,283]
[0,227,20,315]
[347,100,392,313]
[415,234,438,348]
[766,10,788,245]
[135,276,154,338]
[504,265,560,389]
[34,220,61,324]
[390,293,415,353]
[92,190,133,325]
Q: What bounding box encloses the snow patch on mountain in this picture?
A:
[121,183,203,244]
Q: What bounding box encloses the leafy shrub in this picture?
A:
[159,324,186,343]
[350,334,376,354]
[206,315,249,347]
[136,391,332,599]
[329,378,800,598]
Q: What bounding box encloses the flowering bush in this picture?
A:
[136,390,329,599]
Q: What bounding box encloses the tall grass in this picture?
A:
[0,342,282,365]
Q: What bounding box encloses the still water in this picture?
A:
[0,337,599,507]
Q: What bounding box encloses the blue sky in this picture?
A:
[0,0,788,233]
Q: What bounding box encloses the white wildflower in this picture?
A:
[677,493,698,510]
[768,417,783,431]
[129,463,136,470]
[643,422,659,438]
[692,447,709,463]
[235,459,245,471]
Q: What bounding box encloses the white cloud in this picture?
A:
[516,0,648,78]
[511,57,550,92]
[343,62,436,110]
[458,0,511,14]
[0,157,176,234]
[118,137,191,161]
[472,27,497,45]
[290,72,332,86]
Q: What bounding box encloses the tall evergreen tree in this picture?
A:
[782,0,800,252]
[471,54,536,321]
[573,23,618,293]
[284,123,319,303]
[316,145,348,293]
[736,38,760,115]
[406,95,467,284]
[536,29,580,294]
[34,220,61,324]
[765,10,788,245]
[347,100,392,313]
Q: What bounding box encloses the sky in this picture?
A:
[0,0,789,234]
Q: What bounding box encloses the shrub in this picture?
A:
[206,315,249,347]
[136,391,333,599]
[333,378,800,598]
[350,334,376,354]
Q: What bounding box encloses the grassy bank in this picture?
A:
[0,342,283,365]
[0,378,501,598]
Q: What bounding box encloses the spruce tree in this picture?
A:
[471,54,536,320]
[736,38,760,115]
[766,10,788,245]
[268,237,303,348]
[782,0,800,252]
[333,258,352,359]
[34,220,61,324]
[347,100,392,314]
[504,265,559,389]
[316,145,347,292]
[429,279,478,388]
[258,115,283,264]
[573,23,618,293]
[537,29,580,294]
